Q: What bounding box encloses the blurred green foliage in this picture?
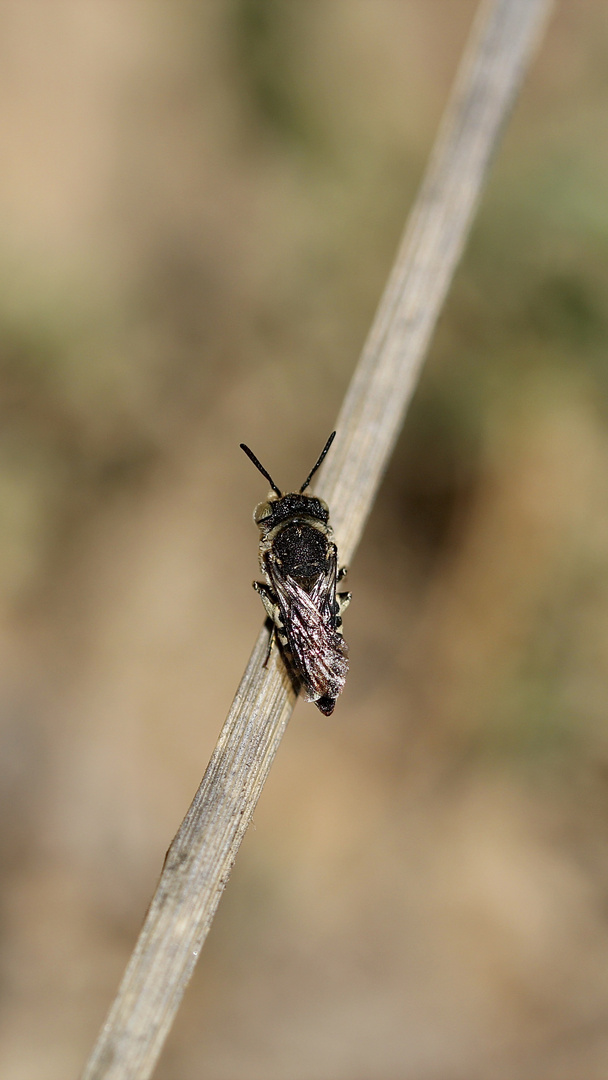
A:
[231,0,313,144]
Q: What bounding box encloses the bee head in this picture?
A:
[241,432,336,531]
[254,492,329,531]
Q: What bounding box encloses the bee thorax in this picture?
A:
[271,522,329,588]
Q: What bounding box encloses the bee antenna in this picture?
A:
[299,431,336,493]
[240,443,283,497]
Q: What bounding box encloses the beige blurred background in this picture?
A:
[1,1,608,1077]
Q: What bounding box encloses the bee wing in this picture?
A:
[270,565,349,704]
[308,552,338,624]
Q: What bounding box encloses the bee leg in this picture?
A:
[253,582,284,663]
[253,580,276,620]
[334,591,351,631]
[337,566,348,583]
[263,625,276,667]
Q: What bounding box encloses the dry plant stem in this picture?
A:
[319,0,552,555]
[81,1,553,1078]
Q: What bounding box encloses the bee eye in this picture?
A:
[318,499,329,514]
[254,501,273,524]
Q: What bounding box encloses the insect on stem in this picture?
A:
[242,432,350,716]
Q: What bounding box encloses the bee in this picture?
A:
[240,431,350,716]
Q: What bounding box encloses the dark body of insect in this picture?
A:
[240,432,350,715]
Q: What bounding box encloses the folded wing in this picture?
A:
[273,573,349,704]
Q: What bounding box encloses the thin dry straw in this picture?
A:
[80,1,553,1077]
